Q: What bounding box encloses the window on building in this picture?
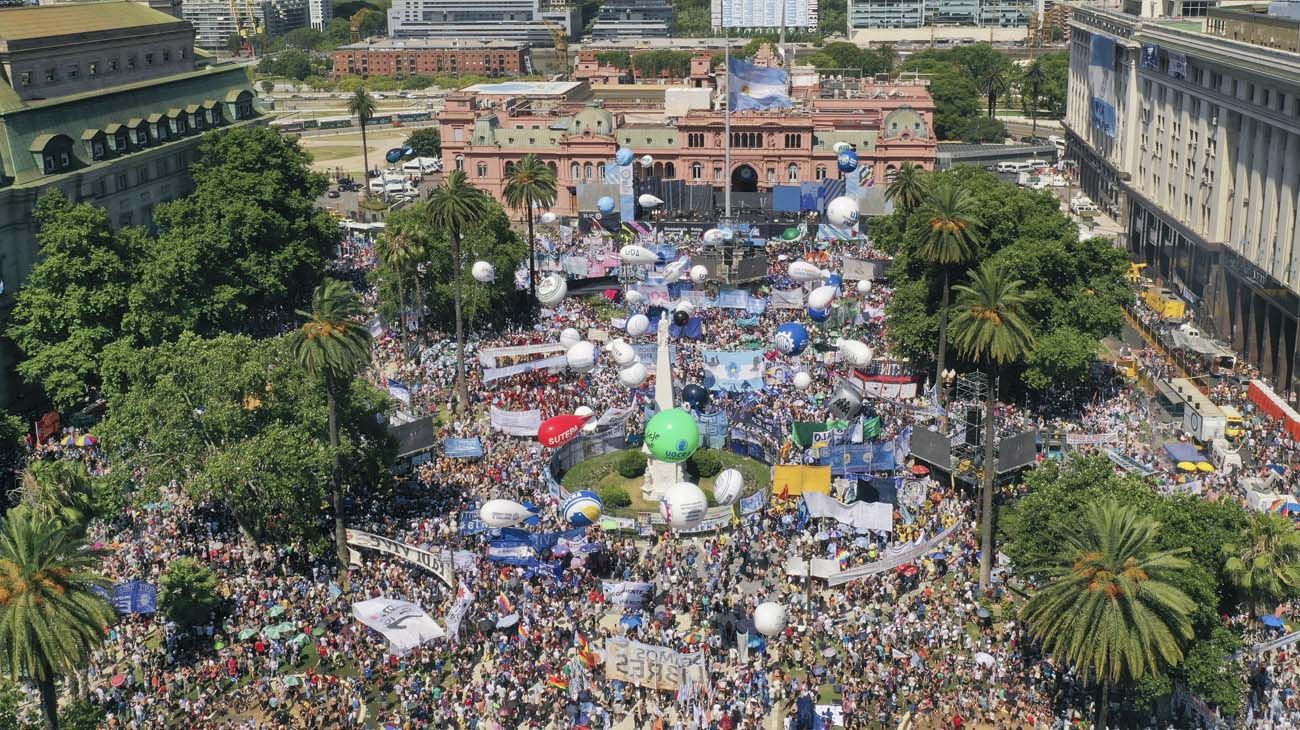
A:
[455,155,464,171]
[92,141,105,160]
[116,173,128,191]
[45,68,56,82]
[137,166,149,185]
[66,64,78,79]
[477,161,488,177]
[113,132,128,151]
[571,162,580,179]
[713,166,722,181]
[19,72,30,86]
[119,212,133,227]
[786,163,798,181]
[784,133,802,148]
[815,166,826,180]
[89,62,99,76]
[687,132,705,148]
[135,128,148,145]
[584,162,593,180]
[178,48,186,60]
[691,162,702,179]
[126,56,136,71]
[163,51,170,62]
[664,162,675,179]
[95,178,107,197]
[504,161,516,176]
[145,53,154,66]
[42,155,56,173]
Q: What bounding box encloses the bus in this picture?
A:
[397,111,432,123]
[317,116,353,130]
[270,119,305,133]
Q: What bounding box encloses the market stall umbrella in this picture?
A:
[911,464,930,476]
[110,674,126,688]
[1260,614,1285,629]
[974,652,995,667]
[1176,461,1197,472]
[238,628,257,640]
[267,605,286,618]
[1196,461,1215,473]
[976,607,992,619]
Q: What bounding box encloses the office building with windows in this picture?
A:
[847,0,1038,28]
[590,0,675,40]
[386,0,579,47]
[331,39,528,78]
[1067,5,1300,396]
[181,0,309,51]
[307,0,330,30]
[0,2,258,401]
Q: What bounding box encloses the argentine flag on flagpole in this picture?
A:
[728,57,794,112]
[386,378,412,406]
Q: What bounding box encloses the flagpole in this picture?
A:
[724,22,732,223]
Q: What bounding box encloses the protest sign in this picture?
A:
[603,638,707,691]
[828,521,963,586]
[490,407,542,436]
[739,489,768,515]
[444,582,474,642]
[801,492,893,532]
[353,597,445,655]
[601,581,654,609]
[346,528,454,588]
[702,351,765,392]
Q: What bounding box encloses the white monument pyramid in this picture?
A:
[642,315,681,501]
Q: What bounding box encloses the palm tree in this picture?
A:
[347,88,377,184]
[375,229,427,352]
[289,280,372,575]
[1023,61,1047,138]
[502,154,557,300]
[884,161,927,214]
[1021,500,1195,730]
[15,461,94,533]
[915,182,981,407]
[427,170,489,412]
[949,261,1035,590]
[0,512,114,729]
[1223,512,1300,619]
[980,67,1007,119]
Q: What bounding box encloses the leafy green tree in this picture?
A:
[159,557,220,629]
[16,461,95,533]
[427,171,489,410]
[1180,623,1245,717]
[225,33,245,55]
[9,193,144,407]
[915,182,981,406]
[1023,328,1097,391]
[595,51,632,69]
[260,79,275,95]
[632,50,693,79]
[0,513,114,730]
[1223,512,1300,618]
[1021,501,1194,730]
[0,678,31,730]
[374,223,427,350]
[818,0,846,35]
[901,48,1009,141]
[949,262,1035,588]
[324,18,352,47]
[884,161,926,214]
[290,281,373,573]
[805,42,891,76]
[503,154,558,300]
[352,7,386,38]
[280,27,325,51]
[348,88,377,180]
[958,115,1006,143]
[55,701,104,730]
[1032,50,1069,116]
[402,128,440,158]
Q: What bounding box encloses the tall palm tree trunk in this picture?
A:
[38,676,58,730]
[526,192,537,300]
[1096,679,1110,729]
[452,229,469,411]
[359,121,370,185]
[327,384,348,582]
[979,364,997,590]
[396,276,407,354]
[935,268,950,407]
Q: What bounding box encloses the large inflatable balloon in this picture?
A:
[480,499,533,528]
[754,602,788,637]
[640,154,654,168]
[836,338,873,366]
[638,193,664,208]
[827,196,860,228]
[644,408,700,463]
[675,300,694,315]
[832,141,851,154]
[857,279,873,294]
[672,310,690,327]
[827,273,843,290]
[540,212,558,225]
[619,244,657,265]
[713,469,744,506]
[788,261,826,283]
[539,415,588,448]
[471,260,496,283]
[618,362,648,387]
[808,307,830,323]
[615,148,635,166]
[792,371,812,390]
[808,285,838,311]
[562,490,603,526]
[606,339,637,366]
[828,380,865,421]
[625,289,646,306]
[537,274,567,307]
[702,228,725,244]
[573,406,595,418]
[626,313,650,337]
[566,341,596,372]
[597,196,615,215]
[663,260,686,283]
[559,327,583,349]
[837,149,859,173]
[385,148,404,164]
[659,482,708,529]
[689,265,709,284]
[774,323,810,356]
[681,384,709,410]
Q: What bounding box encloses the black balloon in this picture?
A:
[682,383,709,408]
[673,310,690,327]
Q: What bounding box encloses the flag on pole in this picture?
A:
[862,416,883,440]
[728,57,794,112]
[495,594,513,616]
[386,379,412,406]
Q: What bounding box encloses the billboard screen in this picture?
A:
[713,0,818,29]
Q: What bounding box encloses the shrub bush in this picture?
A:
[599,485,632,509]
[688,448,722,478]
[617,450,647,478]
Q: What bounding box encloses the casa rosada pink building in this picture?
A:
[438,77,938,218]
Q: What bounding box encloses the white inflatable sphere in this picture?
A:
[638,193,663,208]
[566,341,596,372]
[827,196,860,228]
[626,314,650,337]
[663,260,686,283]
[471,260,495,283]
[659,482,708,530]
[582,420,599,434]
[754,602,788,637]
[559,327,583,349]
[857,279,873,294]
[537,274,568,307]
[832,141,851,154]
[640,154,654,167]
[539,212,558,225]
[808,285,838,311]
[606,339,638,366]
[702,228,724,244]
[836,338,873,366]
[618,362,648,387]
[792,371,812,390]
[713,469,744,506]
[689,265,709,284]
[479,499,531,528]
[619,244,658,265]
[573,406,595,419]
[788,261,826,283]
[675,300,695,315]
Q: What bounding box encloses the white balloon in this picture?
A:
[827,196,860,228]
[674,300,695,315]
[856,279,873,294]
[573,406,595,418]
[559,327,583,349]
[713,469,744,506]
[471,260,495,283]
[832,141,850,154]
[618,362,648,387]
[788,261,827,282]
[566,341,596,372]
[539,211,558,225]
[659,482,708,530]
[606,339,637,366]
[663,260,686,283]
[582,419,599,433]
[480,499,532,528]
[638,193,664,208]
[640,154,654,167]
[809,285,838,311]
[689,265,709,284]
[626,314,650,337]
[754,601,788,637]
[835,338,873,366]
[702,228,724,244]
[625,289,646,305]
[619,244,658,265]
[537,274,568,307]
[792,371,812,390]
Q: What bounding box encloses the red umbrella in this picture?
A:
[911,464,930,476]
[110,674,126,688]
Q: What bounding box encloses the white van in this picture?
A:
[997,161,1034,174]
[1211,438,1243,471]
[402,156,441,174]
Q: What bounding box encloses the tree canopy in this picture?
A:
[899,45,1013,141]
[403,128,441,158]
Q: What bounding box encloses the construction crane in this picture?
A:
[542,18,569,75]
[229,0,263,54]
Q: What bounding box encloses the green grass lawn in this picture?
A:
[561,448,771,516]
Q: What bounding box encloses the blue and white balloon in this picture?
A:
[562,490,603,526]
[808,307,830,322]
[808,285,838,311]
[837,149,859,173]
[597,196,616,215]
[774,322,810,356]
[713,469,744,506]
[615,148,635,166]
[827,196,860,227]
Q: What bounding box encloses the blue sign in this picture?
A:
[108,581,157,615]
[443,438,484,458]
[459,509,489,536]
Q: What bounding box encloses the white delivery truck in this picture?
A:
[1179,383,1227,442]
[1211,438,1243,471]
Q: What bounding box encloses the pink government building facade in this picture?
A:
[438,77,938,218]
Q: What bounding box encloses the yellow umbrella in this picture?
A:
[1177,461,1197,472]
[1197,462,1215,473]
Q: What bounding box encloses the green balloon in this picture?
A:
[644,408,700,463]
[782,227,801,241]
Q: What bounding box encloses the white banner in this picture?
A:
[1065,432,1119,446]
[802,492,893,533]
[646,505,734,534]
[478,343,565,368]
[482,355,568,384]
[353,597,445,655]
[346,529,454,588]
[444,582,474,643]
[604,638,707,691]
[596,406,635,428]
[783,556,843,578]
[841,257,879,281]
[859,381,918,400]
[490,406,543,436]
[770,288,805,310]
[827,521,963,586]
[601,581,654,609]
